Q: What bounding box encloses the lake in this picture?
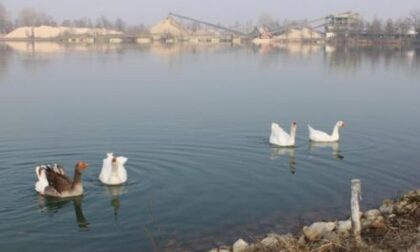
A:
[0,42,419,251]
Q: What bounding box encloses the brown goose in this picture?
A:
[35,162,89,198]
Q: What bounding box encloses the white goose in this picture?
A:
[99,153,128,185]
[308,121,345,142]
[269,122,297,147]
[35,165,49,193]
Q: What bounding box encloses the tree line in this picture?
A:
[350,12,420,36]
[0,2,146,34]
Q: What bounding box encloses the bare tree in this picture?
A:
[366,18,383,35]
[395,18,411,35]
[245,19,254,33]
[95,15,113,29]
[409,9,420,33]
[114,18,126,31]
[18,8,38,26]
[126,24,147,35]
[350,18,365,35]
[258,12,280,30]
[384,18,395,35]
[17,7,55,27]
[0,1,10,33]
[62,19,72,27]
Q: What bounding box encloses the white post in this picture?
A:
[351,179,362,240]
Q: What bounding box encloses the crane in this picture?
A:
[168,12,246,36]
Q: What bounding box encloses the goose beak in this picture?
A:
[78,162,89,170]
[342,122,346,128]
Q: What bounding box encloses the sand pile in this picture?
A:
[5,26,122,39]
[276,27,323,41]
[150,17,190,36]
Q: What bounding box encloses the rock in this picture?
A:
[371,216,386,229]
[302,222,336,241]
[361,218,371,229]
[298,235,306,246]
[379,199,394,214]
[362,210,386,230]
[336,220,352,235]
[261,233,281,247]
[218,246,230,252]
[395,199,410,214]
[232,239,248,252]
[415,205,420,219]
[277,234,296,247]
[404,190,417,198]
[323,231,339,242]
[208,249,218,252]
[364,209,381,220]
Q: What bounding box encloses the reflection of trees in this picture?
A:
[324,45,420,76]
[324,46,363,73]
[0,43,13,80]
[149,42,239,65]
[3,42,419,78]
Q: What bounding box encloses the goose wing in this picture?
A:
[271,123,290,139]
[45,167,72,193]
[116,156,128,182]
[308,125,332,141]
[99,154,113,183]
[52,164,66,176]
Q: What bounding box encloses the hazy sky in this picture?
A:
[2,0,420,25]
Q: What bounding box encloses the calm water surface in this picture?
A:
[0,42,419,251]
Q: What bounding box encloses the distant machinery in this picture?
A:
[167,11,360,41]
[168,12,246,36]
[325,12,360,38]
[264,11,359,40]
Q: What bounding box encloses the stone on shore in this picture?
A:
[379,199,394,214]
[336,220,352,235]
[302,221,336,241]
[362,209,386,229]
[261,233,281,247]
[218,246,230,252]
[232,239,248,252]
[365,209,381,219]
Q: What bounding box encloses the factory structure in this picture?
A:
[1,11,418,45]
[145,11,418,44]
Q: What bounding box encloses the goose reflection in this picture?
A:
[270,147,296,174]
[37,195,89,230]
[309,142,344,160]
[103,185,126,219]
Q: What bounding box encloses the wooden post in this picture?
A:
[351,179,362,240]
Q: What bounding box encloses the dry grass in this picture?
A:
[242,192,419,252]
